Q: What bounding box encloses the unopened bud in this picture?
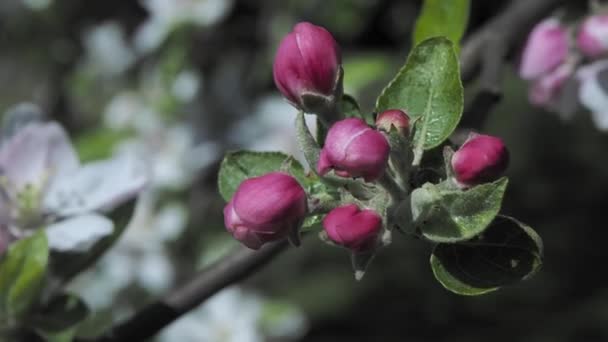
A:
[519,18,568,80]
[223,172,307,249]
[451,133,509,188]
[317,118,390,182]
[375,109,410,135]
[322,204,382,252]
[273,22,342,114]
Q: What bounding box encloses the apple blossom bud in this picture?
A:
[375,109,410,135]
[273,22,342,113]
[223,172,307,250]
[317,118,390,182]
[451,133,509,188]
[577,15,608,58]
[323,204,382,252]
[519,18,568,80]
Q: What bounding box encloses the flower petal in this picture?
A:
[0,122,79,193]
[44,154,148,216]
[46,214,114,252]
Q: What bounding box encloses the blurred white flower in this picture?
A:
[134,0,234,53]
[0,120,147,253]
[229,95,317,168]
[104,92,162,133]
[22,0,52,11]
[159,287,264,342]
[70,195,185,307]
[172,69,202,103]
[159,287,308,342]
[117,125,218,190]
[82,21,136,76]
[577,60,608,131]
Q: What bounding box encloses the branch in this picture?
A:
[86,241,288,342]
[457,0,566,137]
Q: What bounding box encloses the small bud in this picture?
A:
[322,204,382,252]
[273,22,342,113]
[223,172,307,249]
[519,18,568,80]
[317,118,390,182]
[577,15,608,58]
[451,134,509,188]
[375,109,410,135]
[529,62,574,107]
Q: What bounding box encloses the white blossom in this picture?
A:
[0,120,147,253]
[159,287,264,342]
[577,60,608,131]
[134,0,234,53]
[82,21,136,76]
[229,95,317,168]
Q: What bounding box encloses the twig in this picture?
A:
[85,241,288,342]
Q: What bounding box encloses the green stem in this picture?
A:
[377,173,404,201]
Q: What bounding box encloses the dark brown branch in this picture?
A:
[86,241,288,342]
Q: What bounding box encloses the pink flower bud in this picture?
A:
[375,109,410,135]
[451,134,509,188]
[273,22,341,109]
[323,204,382,252]
[519,18,569,80]
[529,62,574,107]
[317,118,390,182]
[223,172,307,250]
[577,15,608,58]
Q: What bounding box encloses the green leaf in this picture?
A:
[412,178,508,242]
[74,128,133,163]
[376,37,463,162]
[30,294,89,342]
[341,94,361,118]
[302,215,323,233]
[0,230,49,320]
[218,150,307,201]
[430,215,543,296]
[413,0,470,49]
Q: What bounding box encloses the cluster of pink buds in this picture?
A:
[223,22,512,257]
[520,11,608,121]
[224,171,383,252]
[224,22,394,252]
